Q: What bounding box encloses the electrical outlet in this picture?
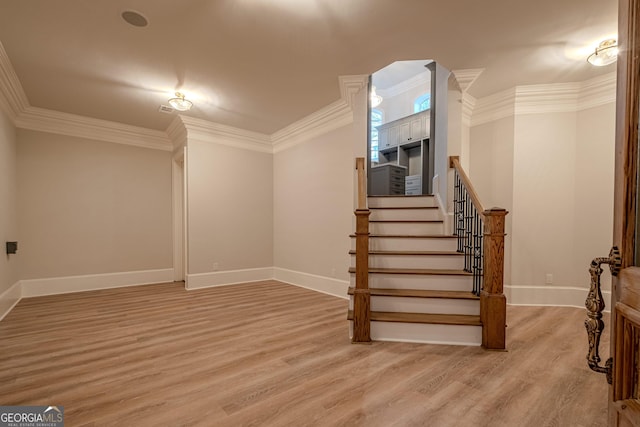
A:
[545,274,553,285]
[213,262,219,271]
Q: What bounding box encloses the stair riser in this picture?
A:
[351,237,459,252]
[369,209,441,221]
[350,273,474,292]
[349,321,482,346]
[349,254,464,270]
[349,296,479,316]
[368,196,436,208]
[370,222,444,235]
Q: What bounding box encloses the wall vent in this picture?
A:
[158,105,175,114]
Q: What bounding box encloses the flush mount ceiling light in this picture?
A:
[168,92,193,111]
[587,39,618,66]
[370,86,383,108]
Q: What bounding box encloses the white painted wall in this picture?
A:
[433,62,451,211]
[0,109,18,294]
[469,91,615,306]
[573,103,615,291]
[186,140,273,275]
[273,125,354,282]
[469,116,515,287]
[17,130,173,280]
[273,88,366,296]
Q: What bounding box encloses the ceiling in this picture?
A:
[0,0,618,135]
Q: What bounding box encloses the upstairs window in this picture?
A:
[370,109,383,162]
[414,93,431,113]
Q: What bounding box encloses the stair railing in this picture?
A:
[352,157,371,343]
[450,156,508,350]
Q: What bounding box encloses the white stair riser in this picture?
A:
[370,208,442,221]
[368,196,436,208]
[350,254,464,270]
[370,222,444,235]
[349,296,479,316]
[350,237,459,252]
[350,273,474,292]
[349,321,482,346]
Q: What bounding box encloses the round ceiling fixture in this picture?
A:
[169,92,194,111]
[587,39,618,66]
[121,10,149,28]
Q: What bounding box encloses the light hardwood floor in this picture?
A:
[0,280,608,426]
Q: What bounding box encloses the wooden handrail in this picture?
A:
[449,155,508,350]
[352,157,371,343]
[449,156,485,216]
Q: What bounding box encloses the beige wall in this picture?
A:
[0,109,18,293]
[17,130,173,279]
[186,140,273,274]
[273,124,355,281]
[469,102,615,295]
[573,103,615,290]
[469,116,515,285]
[511,112,578,288]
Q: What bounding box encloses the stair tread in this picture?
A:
[370,219,443,223]
[348,287,479,299]
[347,310,481,326]
[369,206,439,210]
[368,195,434,198]
[350,234,457,239]
[348,250,462,256]
[349,267,473,276]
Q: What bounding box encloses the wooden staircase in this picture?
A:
[348,195,483,345]
[349,156,507,349]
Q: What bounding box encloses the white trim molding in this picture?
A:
[0,281,22,321]
[181,115,272,153]
[452,68,484,93]
[16,106,173,151]
[471,72,616,127]
[20,268,174,298]
[378,68,431,99]
[271,99,353,153]
[273,268,349,299]
[506,285,610,311]
[186,267,274,290]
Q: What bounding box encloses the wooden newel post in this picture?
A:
[481,207,508,350]
[352,157,371,343]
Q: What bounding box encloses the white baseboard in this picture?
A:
[0,281,22,321]
[186,267,274,290]
[506,285,610,311]
[273,267,349,299]
[20,268,175,297]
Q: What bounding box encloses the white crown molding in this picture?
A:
[578,72,616,111]
[378,71,430,99]
[461,93,476,127]
[0,41,29,122]
[339,74,368,109]
[470,72,616,127]
[15,106,173,150]
[271,75,366,153]
[271,99,353,153]
[471,88,516,127]
[166,115,188,151]
[452,68,484,93]
[180,115,272,153]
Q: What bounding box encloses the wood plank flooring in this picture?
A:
[0,280,608,426]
